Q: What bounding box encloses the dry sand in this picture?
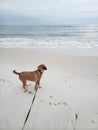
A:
[0,48,98,130]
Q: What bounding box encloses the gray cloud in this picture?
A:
[0,0,98,25]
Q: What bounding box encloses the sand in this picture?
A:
[0,48,98,130]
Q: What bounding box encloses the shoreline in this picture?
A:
[1,47,98,56]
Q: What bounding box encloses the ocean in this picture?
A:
[0,25,98,48]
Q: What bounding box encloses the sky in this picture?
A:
[0,0,98,25]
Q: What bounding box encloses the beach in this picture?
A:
[0,48,98,130]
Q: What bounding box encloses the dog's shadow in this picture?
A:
[22,82,41,93]
[26,81,35,91]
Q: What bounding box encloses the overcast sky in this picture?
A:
[0,0,98,25]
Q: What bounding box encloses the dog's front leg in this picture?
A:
[38,81,41,88]
[38,81,40,86]
[22,80,28,92]
[34,82,39,91]
[38,81,42,88]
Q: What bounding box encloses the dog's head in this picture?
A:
[38,64,47,71]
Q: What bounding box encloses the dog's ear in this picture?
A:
[38,65,42,70]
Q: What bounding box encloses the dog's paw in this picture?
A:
[24,90,27,92]
[28,91,34,94]
[29,91,32,94]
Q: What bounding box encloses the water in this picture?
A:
[0,25,98,48]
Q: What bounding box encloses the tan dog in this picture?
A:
[13,64,47,93]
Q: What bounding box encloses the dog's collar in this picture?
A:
[37,69,43,75]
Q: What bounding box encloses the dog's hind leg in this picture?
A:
[21,80,28,92]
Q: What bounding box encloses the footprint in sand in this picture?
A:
[49,102,52,105]
[0,79,10,88]
[50,96,53,98]
[40,100,45,103]
[95,73,98,76]
[62,102,68,106]
[91,120,96,124]
[0,79,5,82]
[75,113,78,121]
[57,102,61,105]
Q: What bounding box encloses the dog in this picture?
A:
[13,64,47,93]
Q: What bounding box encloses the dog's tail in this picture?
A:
[13,70,20,75]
